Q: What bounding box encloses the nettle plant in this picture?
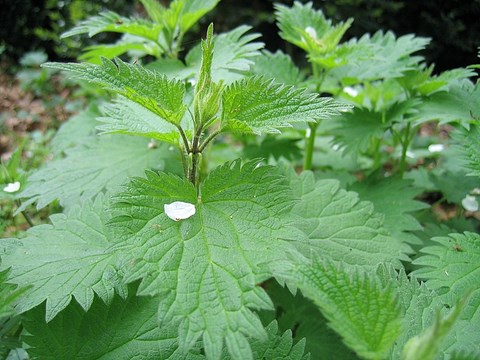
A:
[2,1,480,359]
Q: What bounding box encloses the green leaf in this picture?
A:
[0,316,24,359]
[174,0,220,32]
[165,0,220,34]
[49,106,100,155]
[250,50,304,85]
[398,65,475,96]
[413,79,480,126]
[375,265,445,360]
[147,58,195,79]
[0,195,124,321]
[330,107,387,154]
[19,135,171,211]
[285,170,410,268]
[452,123,480,177]
[23,287,204,360]
[79,42,150,63]
[262,280,357,360]
[109,160,296,359]
[402,295,468,360]
[0,269,29,319]
[185,25,264,83]
[328,31,429,83]
[331,99,419,154]
[350,176,429,245]
[223,321,309,360]
[293,258,402,360]
[221,77,348,135]
[412,232,480,307]
[412,232,480,357]
[61,10,162,42]
[98,97,181,144]
[243,136,303,162]
[139,0,166,23]
[43,58,187,125]
[274,2,352,55]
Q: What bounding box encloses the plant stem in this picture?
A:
[303,62,328,171]
[372,137,382,170]
[187,124,206,186]
[399,122,412,178]
[189,152,200,186]
[198,129,221,153]
[15,200,34,227]
[304,123,318,171]
[177,125,190,154]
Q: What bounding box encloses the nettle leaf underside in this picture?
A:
[221,76,349,134]
[98,97,180,144]
[42,58,186,124]
[109,160,297,359]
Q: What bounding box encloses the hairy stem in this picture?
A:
[177,125,191,154]
[199,129,221,153]
[304,123,319,171]
[189,152,200,186]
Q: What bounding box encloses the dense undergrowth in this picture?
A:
[1,1,479,359]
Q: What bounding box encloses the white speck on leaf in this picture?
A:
[3,181,21,193]
[461,195,479,212]
[428,144,444,153]
[305,26,317,39]
[148,140,157,149]
[406,150,415,159]
[164,201,196,221]
[343,86,358,97]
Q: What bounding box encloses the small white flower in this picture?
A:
[461,195,479,212]
[305,26,317,39]
[3,181,21,193]
[428,144,444,153]
[343,86,358,97]
[406,150,416,159]
[164,201,196,221]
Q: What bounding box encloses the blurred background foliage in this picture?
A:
[1,0,479,73]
